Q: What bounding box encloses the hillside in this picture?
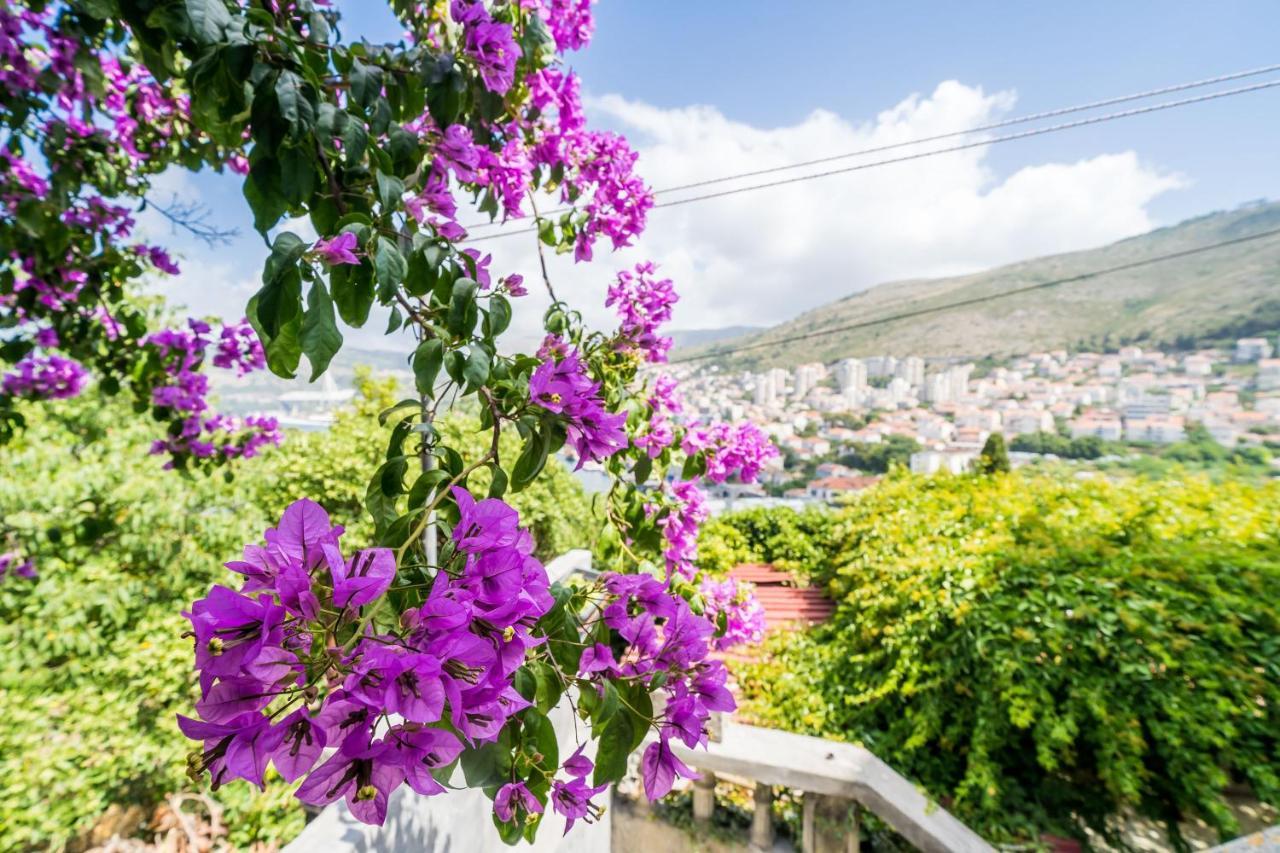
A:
[682,201,1280,370]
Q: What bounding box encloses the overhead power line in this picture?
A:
[466,62,1280,230]
[462,78,1280,244]
[667,226,1280,365]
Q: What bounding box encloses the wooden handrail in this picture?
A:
[667,720,995,853]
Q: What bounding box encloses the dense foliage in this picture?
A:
[1010,430,1119,460]
[696,504,839,583]
[836,434,920,474]
[0,380,597,850]
[2,0,779,839]
[733,472,1280,848]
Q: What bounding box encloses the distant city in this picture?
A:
[208,336,1280,514]
[661,336,1280,509]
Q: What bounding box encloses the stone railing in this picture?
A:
[663,718,995,853]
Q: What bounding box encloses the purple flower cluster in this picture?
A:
[0,6,188,170]
[181,492,556,825]
[213,319,267,376]
[0,551,36,582]
[606,261,678,363]
[525,0,596,52]
[547,746,608,832]
[530,337,627,466]
[9,254,88,312]
[1,354,89,401]
[452,1,519,94]
[633,373,683,459]
[649,480,709,580]
[145,319,281,467]
[526,68,652,259]
[699,578,766,651]
[682,421,779,484]
[586,572,736,800]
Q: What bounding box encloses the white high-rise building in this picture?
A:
[896,356,925,387]
[793,362,825,397]
[752,371,779,407]
[834,358,867,393]
[923,372,951,404]
[864,355,899,378]
[947,363,973,400]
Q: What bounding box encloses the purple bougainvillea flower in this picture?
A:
[313,232,360,265]
[551,775,608,834]
[194,675,273,723]
[561,744,593,780]
[295,740,404,825]
[494,781,543,822]
[312,690,377,753]
[385,653,446,723]
[640,736,698,801]
[270,708,327,782]
[451,486,521,553]
[329,546,395,609]
[186,585,286,678]
[578,643,616,676]
[263,498,339,569]
[385,724,464,796]
[177,712,285,790]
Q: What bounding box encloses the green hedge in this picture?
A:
[0,376,594,850]
[730,472,1280,847]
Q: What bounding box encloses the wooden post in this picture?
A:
[802,794,859,853]
[692,771,717,824]
[750,782,775,850]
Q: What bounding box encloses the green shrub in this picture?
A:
[0,379,594,850]
[735,471,1280,847]
[697,504,839,583]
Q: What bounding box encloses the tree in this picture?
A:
[974,433,1011,474]
[737,471,1280,847]
[0,1,777,840]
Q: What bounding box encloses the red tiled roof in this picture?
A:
[729,563,835,631]
[808,475,881,491]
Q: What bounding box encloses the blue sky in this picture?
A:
[157,1,1280,342]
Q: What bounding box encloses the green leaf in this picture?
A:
[340,116,368,167]
[376,171,405,213]
[488,294,512,337]
[242,173,287,234]
[183,0,231,45]
[487,464,508,499]
[329,262,376,328]
[365,456,408,527]
[263,231,308,285]
[633,455,653,485]
[378,398,420,426]
[460,742,507,788]
[274,70,316,138]
[592,713,635,786]
[512,424,552,491]
[253,265,303,337]
[374,237,407,295]
[299,282,343,381]
[277,144,315,205]
[411,339,444,397]
[462,346,490,390]
[349,60,382,109]
[448,278,478,338]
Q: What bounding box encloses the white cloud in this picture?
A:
[476,80,1185,347]
[132,81,1186,355]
